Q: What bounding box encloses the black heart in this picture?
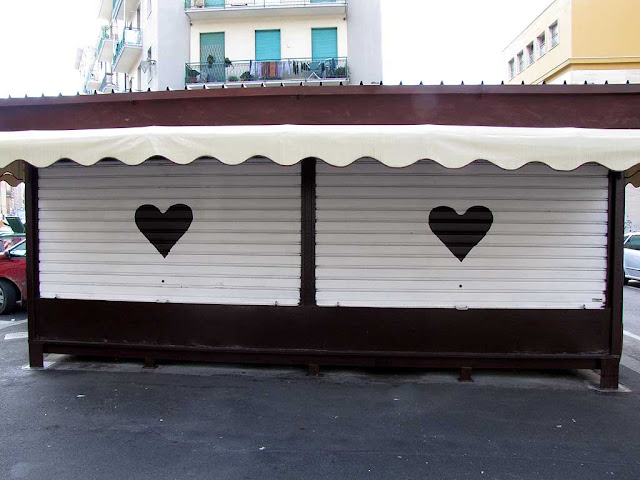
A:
[428,206,493,262]
[135,204,193,258]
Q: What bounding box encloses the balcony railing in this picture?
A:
[112,0,123,19]
[185,57,348,84]
[84,67,102,93]
[113,27,142,66]
[97,25,111,55]
[185,0,346,10]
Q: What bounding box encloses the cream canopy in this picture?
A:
[1,124,640,177]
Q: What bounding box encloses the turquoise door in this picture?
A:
[200,32,225,82]
[205,0,225,6]
[255,30,281,61]
[311,27,338,61]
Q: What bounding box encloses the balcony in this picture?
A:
[112,0,123,19]
[185,57,348,87]
[84,67,102,93]
[98,72,119,93]
[96,26,115,64]
[113,27,142,73]
[184,0,347,20]
[112,0,139,21]
[98,0,113,21]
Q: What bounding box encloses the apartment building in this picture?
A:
[82,0,189,93]
[503,0,640,85]
[81,0,382,93]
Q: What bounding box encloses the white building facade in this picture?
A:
[82,0,383,93]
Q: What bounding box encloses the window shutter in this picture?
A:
[255,30,281,61]
[312,28,338,62]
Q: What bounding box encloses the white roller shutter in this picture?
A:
[38,159,301,306]
[316,160,609,309]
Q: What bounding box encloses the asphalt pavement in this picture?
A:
[1,307,640,480]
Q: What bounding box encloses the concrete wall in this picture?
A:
[504,0,572,85]
[346,0,383,85]
[141,0,158,89]
[626,185,640,233]
[189,15,347,62]
[548,67,640,84]
[571,0,640,58]
[154,0,190,90]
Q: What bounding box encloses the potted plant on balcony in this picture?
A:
[186,67,200,83]
[334,66,346,78]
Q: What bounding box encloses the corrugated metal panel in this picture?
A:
[316,160,609,309]
[38,159,301,306]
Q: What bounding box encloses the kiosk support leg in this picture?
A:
[29,342,44,368]
[144,357,157,369]
[600,359,619,390]
[459,367,473,382]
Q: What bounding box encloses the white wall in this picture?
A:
[549,68,640,85]
[190,15,347,62]
[626,184,640,233]
[141,0,158,88]
[111,0,190,90]
[38,159,301,306]
[316,160,608,309]
[346,0,383,84]
[154,0,191,90]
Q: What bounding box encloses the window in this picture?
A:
[312,27,338,62]
[625,235,640,251]
[527,42,535,65]
[255,30,281,61]
[7,241,26,258]
[200,32,225,82]
[537,32,546,56]
[517,51,524,73]
[508,59,515,79]
[550,22,559,48]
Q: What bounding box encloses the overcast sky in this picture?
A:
[0,0,551,97]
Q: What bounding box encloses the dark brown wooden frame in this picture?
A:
[3,84,640,132]
[7,85,632,388]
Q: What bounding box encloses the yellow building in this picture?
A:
[504,0,640,85]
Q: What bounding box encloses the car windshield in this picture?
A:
[7,240,26,257]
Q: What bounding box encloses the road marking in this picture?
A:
[621,355,640,375]
[0,320,27,331]
[624,330,640,342]
[4,331,28,340]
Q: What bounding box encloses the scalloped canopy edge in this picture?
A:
[1,124,640,175]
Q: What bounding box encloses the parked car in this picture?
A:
[0,232,25,250]
[0,239,26,314]
[0,216,26,250]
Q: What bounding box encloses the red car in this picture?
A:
[0,240,26,314]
